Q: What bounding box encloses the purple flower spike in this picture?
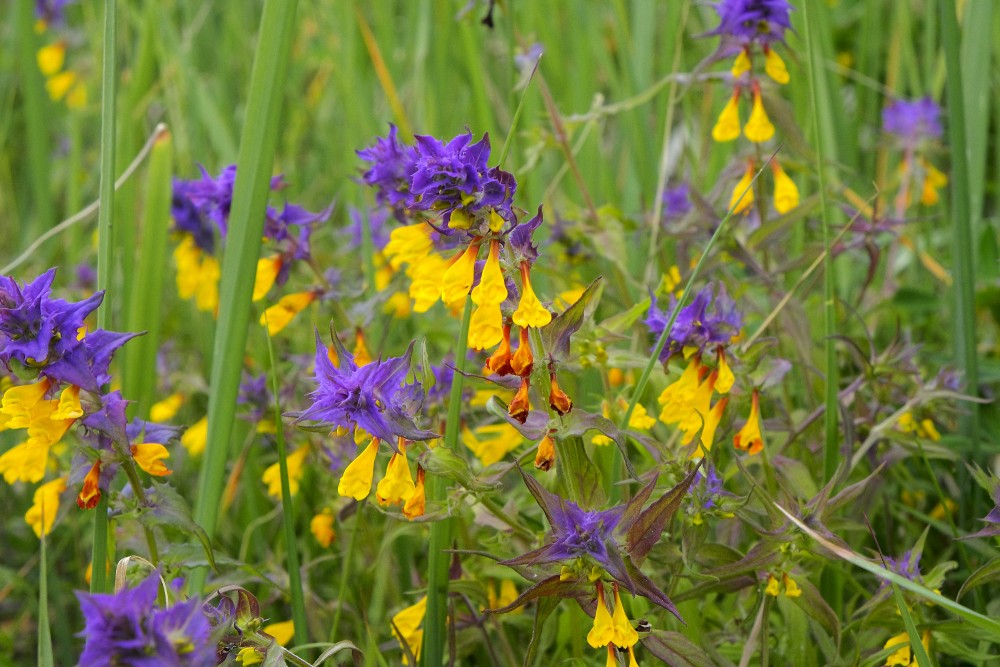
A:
[298,331,438,444]
[356,124,419,209]
[709,0,794,46]
[645,283,743,361]
[509,205,544,266]
[882,97,944,144]
[76,574,215,667]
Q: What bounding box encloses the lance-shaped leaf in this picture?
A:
[641,631,716,667]
[540,277,603,360]
[626,466,700,563]
[556,407,639,480]
[484,574,589,615]
[486,395,549,440]
[140,482,217,571]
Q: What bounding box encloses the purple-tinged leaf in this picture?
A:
[483,574,588,614]
[540,277,602,360]
[641,631,716,667]
[626,467,700,563]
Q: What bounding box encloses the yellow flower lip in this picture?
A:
[339,437,380,501]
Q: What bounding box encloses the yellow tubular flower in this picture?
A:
[765,575,781,597]
[468,301,503,350]
[376,441,415,506]
[605,646,618,667]
[733,389,764,455]
[252,255,283,302]
[51,385,83,420]
[919,158,948,206]
[259,291,317,335]
[195,255,220,313]
[743,88,775,143]
[440,242,481,307]
[150,393,185,422]
[772,160,800,214]
[25,477,66,538]
[37,42,66,76]
[46,70,77,101]
[408,252,450,312]
[764,47,790,84]
[508,378,531,424]
[729,162,756,214]
[463,423,524,466]
[353,330,372,367]
[471,240,508,306]
[130,443,172,476]
[236,648,263,666]
[403,465,426,520]
[587,582,615,648]
[392,596,427,665]
[264,620,295,646]
[263,444,310,498]
[782,574,802,598]
[181,416,208,456]
[731,49,751,77]
[611,585,639,648]
[510,327,534,377]
[715,349,735,394]
[512,263,552,328]
[338,438,380,501]
[658,358,703,424]
[627,645,641,667]
[2,379,53,428]
[384,223,434,270]
[311,510,336,547]
[712,90,743,143]
[0,441,50,483]
[882,631,930,667]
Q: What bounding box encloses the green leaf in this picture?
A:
[421,446,500,494]
[792,577,841,648]
[641,631,716,667]
[957,556,1000,601]
[626,467,698,563]
[523,597,559,667]
[540,277,603,360]
[554,435,605,509]
[141,482,217,571]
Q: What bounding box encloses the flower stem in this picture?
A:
[423,296,473,666]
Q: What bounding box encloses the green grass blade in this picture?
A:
[939,0,981,521]
[91,0,119,596]
[191,0,300,569]
[263,320,309,649]
[37,528,53,667]
[892,584,932,667]
[123,129,174,417]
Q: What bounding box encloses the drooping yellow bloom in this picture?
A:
[181,416,208,456]
[174,235,220,313]
[403,465,426,520]
[46,70,77,101]
[264,620,295,646]
[731,50,751,78]
[468,301,503,350]
[338,437,380,501]
[587,583,615,648]
[440,242,480,307]
[782,573,802,598]
[611,585,639,648]
[131,443,172,476]
[772,160,800,214]
[252,255,283,302]
[764,47,790,84]
[50,385,83,420]
[150,393,185,422]
[512,263,552,328]
[485,324,514,375]
[2,379,53,428]
[712,91,742,143]
[260,291,317,335]
[765,575,781,597]
[25,477,66,538]
[510,327,534,377]
[353,330,373,367]
[37,42,66,76]
[743,89,775,143]
[471,240,508,306]
[311,510,336,547]
[77,461,102,509]
[487,579,519,611]
[883,631,931,667]
[263,444,310,498]
[658,359,704,424]
[376,441,415,506]
[463,423,525,466]
[715,349,735,394]
[0,441,50,483]
[918,158,948,206]
[391,596,427,665]
[384,223,434,270]
[235,647,263,665]
[733,389,764,455]
[408,251,450,312]
[534,434,556,471]
[729,162,756,214]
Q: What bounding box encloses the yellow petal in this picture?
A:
[586,589,615,649]
[52,385,83,420]
[375,442,415,506]
[512,269,551,329]
[310,511,336,547]
[264,620,295,646]
[338,438,380,501]
[181,417,208,456]
[471,240,508,306]
[440,243,480,307]
[150,393,185,422]
[764,48,790,84]
[731,50,751,78]
[744,91,775,143]
[262,444,310,498]
[772,161,800,214]
[37,42,65,76]
[611,586,639,648]
[24,477,66,538]
[259,291,317,335]
[252,256,283,302]
[467,301,504,350]
[45,70,76,101]
[729,163,756,215]
[130,443,172,476]
[712,93,742,143]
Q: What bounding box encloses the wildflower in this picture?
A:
[883,97,943,145]
[733,389,764,455]
[173,236,220,313]
[744,87,775,143]
[645,283,743,361]
[408,251,451,312]
[715,348,735,394]
[25,477,66,537]
[471,240,508,305]
[883,630,931,667]
[76,573,215,667]
[252,255,283,301]
[338,437,380,501]
[262,444,309,499]
[259,291,317,335]
[764,46,789,84]
[311,510,336,547]
[487,579,519,611]
[548,373,573,415]
[356,124,419,210]
[689,463,732,525]
[765,572,802,597]
[391,596,427,665]
[36,0,77,26]
[299,332,435,443]
[726,159,757,213]
[263,620,295,646]
[512,263,552,329]
[37,41,65,76]
[181,416,208,456]
[708,0,794,47]
[0,440,50,483]
[236,647,263,665]
[463,423,524,466]
[403,465,426,519]
[384,223,434,271]
[485,323,514,375]
[508,378,531,424]
[662,185,692,221]
[510,327,534,377]
[353,329,373,367]
[897,412,941,441]
[917,158,948,206]
[130,443,172,476]
[76,461,102,509]
[712,90,742,143]
[610,584,639,649]
[731,49,751,77]
[594,400,656,446]
[468,301,503,350]
[150,392,184,422]
[587,581,615,648]
[535,434,556,471]
[771,159,800,214]
[376,440,416,506]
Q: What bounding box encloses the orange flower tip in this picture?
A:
[77,462,102,510]
[548,375,573,416]
[534,435,556,471]
[508,379,531,424]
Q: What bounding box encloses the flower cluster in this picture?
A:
[0,270,173,535]
[883,97,948,208]
[170,164,331,320]
[707,0,800,217]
